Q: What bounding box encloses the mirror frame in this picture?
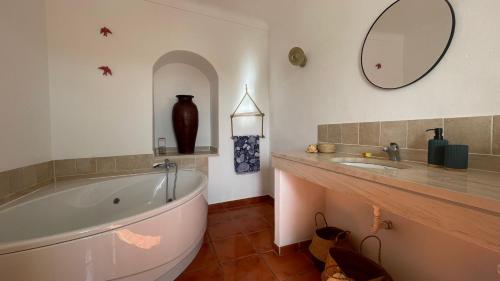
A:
[361,0,456,90]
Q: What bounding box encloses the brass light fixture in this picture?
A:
[288,47,307,67]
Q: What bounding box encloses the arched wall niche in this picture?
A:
[153,50,219,155]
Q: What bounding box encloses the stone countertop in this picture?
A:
[272,151,500,215]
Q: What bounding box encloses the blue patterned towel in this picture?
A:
[233,135,260,174]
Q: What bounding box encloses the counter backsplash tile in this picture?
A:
[318,115,500,173]
[359,122,380,146]
[341,123,359,145]
[407,119,443,149]
[380,121,408,148]
[327,124,341,143]
[444,116,492,154]
[318,125,328,143]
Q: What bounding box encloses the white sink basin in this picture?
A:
[339,162,400,170]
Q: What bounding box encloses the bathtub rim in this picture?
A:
[0,170,208,255]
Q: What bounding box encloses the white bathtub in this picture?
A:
[0,170,208,281]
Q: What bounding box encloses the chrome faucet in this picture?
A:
[153,159,177,172]
[153,159,178,202]
[382,143,401,161]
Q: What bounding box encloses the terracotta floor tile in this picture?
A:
[262,252,316,281]
[247,228,274,253]
[208,220,244,241]
[176,263,224,281]
[204,231,211,243]
[212,235,256,263]
[229,207,263,220]
[208,211,234,226]
[263,212,275,225]
[222,255,278,281]
[287,270,322,281]
[239,217,270,234]
[250,204,274,216]
[184,243,219,273]
[208,204,228,214]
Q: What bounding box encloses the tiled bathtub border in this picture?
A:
[0,154,209,203]
[318,115,500,172]
[54,154,209,180]
[0,161,54,204]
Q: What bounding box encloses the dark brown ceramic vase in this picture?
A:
[172,95,198,154]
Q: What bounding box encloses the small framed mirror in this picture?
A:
[361,0,455,89]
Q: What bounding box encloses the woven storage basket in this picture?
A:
[308,212,352,269]
[318,143,336,153]
[321,235,393,281]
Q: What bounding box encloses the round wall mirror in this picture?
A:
[361,0,455,89]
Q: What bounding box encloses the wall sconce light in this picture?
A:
[288,47,307,67]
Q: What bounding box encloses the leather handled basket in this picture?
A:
[321,235,393,281]
[308,212,352,269]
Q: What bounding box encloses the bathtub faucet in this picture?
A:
[153,159,178,203]
[164,159,177,172]
[153,159,177,172]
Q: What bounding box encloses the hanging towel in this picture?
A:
[233,135,260,174]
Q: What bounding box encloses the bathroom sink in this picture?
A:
[338,162,400,170]
[330,157,406,170]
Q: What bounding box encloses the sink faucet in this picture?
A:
[383,143,401,161]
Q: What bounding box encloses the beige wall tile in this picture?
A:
[116,156,135,171]
[76,158,97,174]
[407,119,443,149]
[116,155,153,171]
[335,144,385,158]
[341,123,359,145]
[195,157,209,175]
[380,121,407,148]
[493,116,500,155]
[444,116,492,154]
[318,125,328,142]
[97,157,116,173]
[35,161,53,184]
[179,158,196,169]
[469,154,500,172]
[399,149,428,163]
[8,168,24,194]
[134,155,154,170]
[0,172,10,198]
[55,159,77,177]
[23,165,38,188]
[327,124,341,143]
[359,122,380,146]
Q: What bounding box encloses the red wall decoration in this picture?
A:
[100,27,112,37]
[98,66,112,76]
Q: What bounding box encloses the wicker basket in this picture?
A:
[318,143,336,153]
[308,212,352,269]
[322,235,393,281]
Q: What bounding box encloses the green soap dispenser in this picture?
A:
[426,128,448,166]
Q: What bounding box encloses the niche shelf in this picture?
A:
[152,50,219,158]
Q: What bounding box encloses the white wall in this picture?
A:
[265,1,500,279]
[267,0,500,151]
[46,0,270,203]
[183,0,500,279]
[0,0,52,172]
[153,63,211,148]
